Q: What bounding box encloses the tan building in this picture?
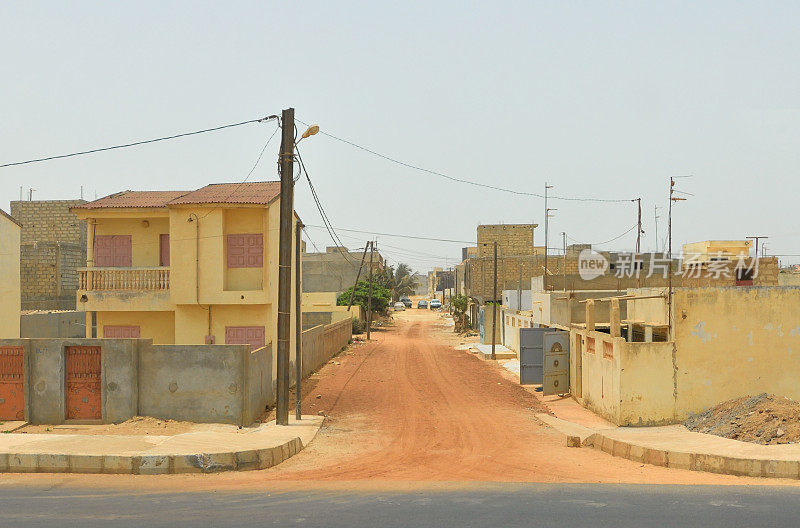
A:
[0,209,21,338]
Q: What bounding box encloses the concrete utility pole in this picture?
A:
[668,177,687,338]
[276,107,295,426]
[491,241,498,361]
[366,241,374,341]
[295,221,303,420]
[543,183,552,282]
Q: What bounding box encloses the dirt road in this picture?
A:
[258,309,785,484]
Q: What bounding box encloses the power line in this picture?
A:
[295,145,357,266]
[303,224,476,244]
[198,124,281,220]
[1,115,278,169]
[566,224,638,246]
[297,118,633,203]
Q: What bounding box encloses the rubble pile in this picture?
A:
[685,393,800,445]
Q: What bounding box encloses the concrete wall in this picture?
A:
[302,248,385,294]
[20,311,85,338]
[139,343,251,425]
[574,286,800,426]
[300,318,352,377]
[0,212,21,338]
[16,338,141,425]
[502,312,536,356]
[502,289,532,311]
[529,291,626,328]
[0,315,350,426]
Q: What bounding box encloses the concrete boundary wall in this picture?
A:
[300,318,351,378]
[0,318,350,427]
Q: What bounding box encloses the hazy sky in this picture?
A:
[2,1,800,272]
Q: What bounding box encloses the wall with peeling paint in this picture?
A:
[673,287,800,417]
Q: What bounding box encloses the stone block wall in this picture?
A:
[10,200,86,310]
[477,224,536,257]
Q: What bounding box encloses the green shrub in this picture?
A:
[351,317,368,334]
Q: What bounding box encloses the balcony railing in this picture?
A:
[78,267,170,291]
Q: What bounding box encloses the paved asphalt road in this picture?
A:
[1,484,799,527]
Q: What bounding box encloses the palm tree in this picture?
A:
[385,263,416,301]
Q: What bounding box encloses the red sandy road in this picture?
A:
[260,310,775,484]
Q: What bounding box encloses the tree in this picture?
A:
[451,294,470,332]
[383,263,416,301]
[337,280,392,315]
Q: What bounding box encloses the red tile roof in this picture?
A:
[167,181,281,206]
[73,191,189,209]
[74,182,282,210]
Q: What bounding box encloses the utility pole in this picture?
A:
[654,206,660,253]
[491,241,498,361]
[562,232,567,291]
[636,198,642,254]
[543,183,552,283]
[746,236,769,261]
[668,178,687,338]
[366,241,375,341]
[636,198,643,288]
[276,107,295,426]
[295,221,303,420]
[347,243,369,310]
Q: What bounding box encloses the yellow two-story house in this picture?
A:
[72,182,299,353]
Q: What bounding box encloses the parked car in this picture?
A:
[417,300,428,309]
[393,301,406,311]
[429,299,442,309]
[400,297,412,308]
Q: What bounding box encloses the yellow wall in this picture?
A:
[302,291,338,309]
[673,287,800,417]
[0,215,20,338]
[576,287,800,426]
[93,216,169,267]
[75,200,299,364]
[97,310,175,344]
[682,240,751,262]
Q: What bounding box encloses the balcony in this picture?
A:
[78,267,170,292]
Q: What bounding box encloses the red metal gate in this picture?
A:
[0,347,24,420]
[65,346,102,420]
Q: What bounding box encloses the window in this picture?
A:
[225,326,266,351]
[227,234,263,268]
[94,235,132,267]
[103,325,140,338]
[159,234,170,266]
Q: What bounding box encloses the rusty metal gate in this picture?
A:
[65,346,102,420]
[543,330,569,396]
[0,346,24,420]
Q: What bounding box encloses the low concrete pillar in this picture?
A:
[610,298,621,338]
[585,299,595,332]
[645,326,653,343]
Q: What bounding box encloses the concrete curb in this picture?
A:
[0,436,305,475]
[589,431,800,480]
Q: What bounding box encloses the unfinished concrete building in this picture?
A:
[302,246,385,294]
[10,200,87,310]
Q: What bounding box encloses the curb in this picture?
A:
[590,432,800,480]
[0,436,304,475]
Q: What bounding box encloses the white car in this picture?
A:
[393,302,406,311]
